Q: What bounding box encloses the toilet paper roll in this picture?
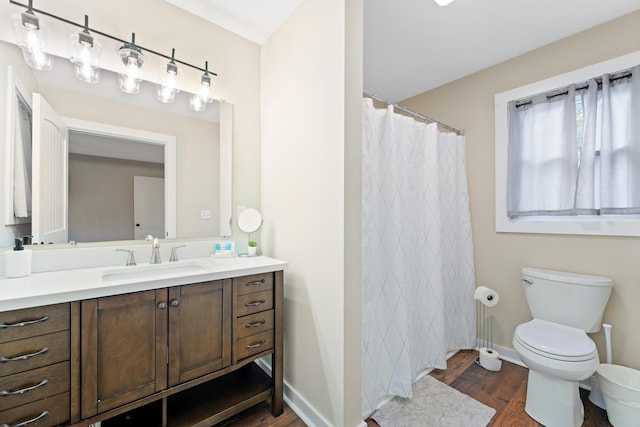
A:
[474,286,499,307]
[479,347,502,371]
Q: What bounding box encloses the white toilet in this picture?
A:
[512,267,613,427]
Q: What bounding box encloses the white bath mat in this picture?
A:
[371,375,496,427]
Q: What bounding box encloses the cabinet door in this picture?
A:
[81,289,168,418]
[168,280,231,386]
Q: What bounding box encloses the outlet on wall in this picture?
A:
[200,210,211,220]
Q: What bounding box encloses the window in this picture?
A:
[495,50,640,236]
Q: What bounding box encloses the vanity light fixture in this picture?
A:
[189,61,214,112]
[157,48,181,103]
[9,0,218,108]
[433,0,455,5]
[118,33,144,94]
[69,15,101,84]
[11,0,52,70]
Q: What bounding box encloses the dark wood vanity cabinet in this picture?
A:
[76,270,283,427]
[0,270,283,427]
[167,279,232,386]
[80,289,168,417]
[0,303,72,427]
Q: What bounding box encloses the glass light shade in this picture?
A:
[12,11,52,71]
[70,31,101,83]
[119,74,141,94]
[118,45,144,94]
[433,0,454,5]
[196,73,214,103]
[156,62,181,103]
[189,94,206,112]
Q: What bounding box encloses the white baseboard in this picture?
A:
[255,359,366,427]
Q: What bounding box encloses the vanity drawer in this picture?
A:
[236,330,273,361]
[0,362,69,411]
[234,273,273,296]
[0,304,69,343]
[235,290,273,317]
[0,391,70,427]
[0,331,70,377]
[235,310,274,339]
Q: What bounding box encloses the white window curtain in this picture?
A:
[507,65,640,216]
[507,87,578,216]
[599,65,640,214]
[575,80,599,214]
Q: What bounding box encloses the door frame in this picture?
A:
[63,118,176,239]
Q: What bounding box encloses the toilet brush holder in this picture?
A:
[589,323,612,409]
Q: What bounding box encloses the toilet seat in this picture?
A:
[514,319,597,362]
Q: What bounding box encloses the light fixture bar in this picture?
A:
[9,0,217,76]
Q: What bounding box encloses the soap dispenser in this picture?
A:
[5,238,32,278]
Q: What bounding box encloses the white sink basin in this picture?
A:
[102,261,209,282]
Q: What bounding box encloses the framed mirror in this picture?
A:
[0,39,233,247]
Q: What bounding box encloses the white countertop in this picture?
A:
[0,256,288,312]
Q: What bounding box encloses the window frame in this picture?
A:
[495,49,640,237]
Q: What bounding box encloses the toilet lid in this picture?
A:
[515,319,596,358]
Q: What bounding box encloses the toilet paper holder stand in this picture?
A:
[475,293,502,371]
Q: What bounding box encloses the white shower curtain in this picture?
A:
[361,98,476,417]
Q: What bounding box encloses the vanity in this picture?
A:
[0,254,286,427]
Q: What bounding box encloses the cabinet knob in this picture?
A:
[171,299,180,307]
[158,302,167,310]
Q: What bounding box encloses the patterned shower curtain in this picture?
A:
[361,97,476,417]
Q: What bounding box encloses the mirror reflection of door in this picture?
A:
[134,176,165,240]
[68,134,164,243]
[32,93,69,245]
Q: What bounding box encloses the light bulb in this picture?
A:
[189,94,206,112]
[70,25,101,84]
[119,74,140,94]
[157,55,181,104]
[118,38,144,94]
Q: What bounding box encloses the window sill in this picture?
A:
[496,215,640,237]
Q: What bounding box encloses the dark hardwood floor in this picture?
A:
[367,350,612,427]
[216,350,612,426]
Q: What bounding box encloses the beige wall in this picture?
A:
[261,0,363,425]
[402,11,640,370]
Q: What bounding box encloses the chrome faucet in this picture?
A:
[116,249,136,266]
[169,245,186,262]
[147,235,162,264]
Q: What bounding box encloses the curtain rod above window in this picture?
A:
[363,90,464,135]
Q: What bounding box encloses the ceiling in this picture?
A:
[168,0,640,103]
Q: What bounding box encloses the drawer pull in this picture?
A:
[1,410,49,427]
[245,339,266,349]
[0,316,48,329]
[245,279,266,286]
[1,379,48,396]
[0,347,49,363]
[244,299,266,307]
[245,320,266,328]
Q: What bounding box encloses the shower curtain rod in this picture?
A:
[363,90,464,135]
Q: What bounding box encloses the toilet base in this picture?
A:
[525,369,584,427]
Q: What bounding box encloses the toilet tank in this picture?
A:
[522,267,613,333]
